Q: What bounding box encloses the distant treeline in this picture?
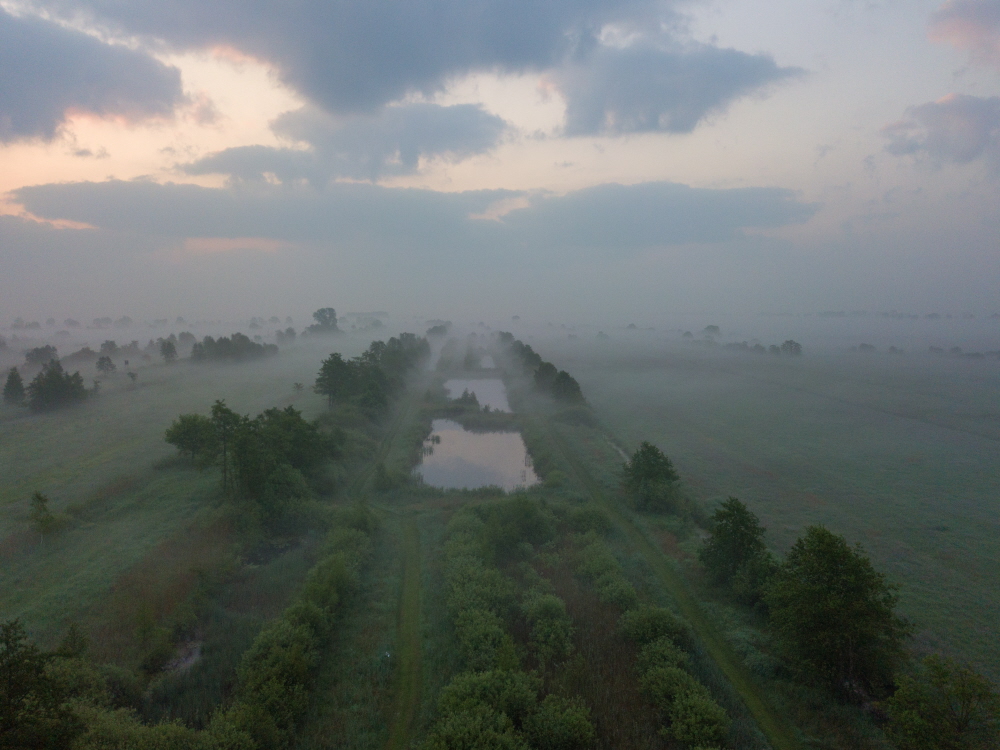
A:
[192,333,278,362]
[314,333,429,409]
[497,332,585,403]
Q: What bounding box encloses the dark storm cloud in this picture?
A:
[33,0,637,112]
[184,103,508,183]
[0,8,184,143]
[883,93,1000,166]
[30,0,793,136]
[14,178,816,252]
[555,43,801,135]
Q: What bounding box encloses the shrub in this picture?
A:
[437,670,539,727]
[523,593,574,667]
[639,636,690,672]
[422,706,529,750]
[620,606,693,650]
[523,695,596,750]
[667,686,731,747]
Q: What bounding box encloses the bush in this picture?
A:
[639,636,690,672]
[437,670,539,727]
[453,609,519,672]
[523,695,596,750]
[523,593,574,667]
[422,706,529,750]
[667,685,731,747]
[620,606,693,650]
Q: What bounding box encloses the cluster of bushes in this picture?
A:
[165,402,339,533]
[424,501,596,749]
[191,333,278,362]
[497,332,585,404]
[208,505,378,749]
[623,607,730,748]
[314,334,429,411]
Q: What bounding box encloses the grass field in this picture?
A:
[0,336,375,647]
[547,336,1000,678]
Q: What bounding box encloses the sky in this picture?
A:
[1,0,999,325]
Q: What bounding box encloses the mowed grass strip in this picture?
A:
[385,521,422,750]
[534,416,803,750]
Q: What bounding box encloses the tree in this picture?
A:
[763,526,911,698]
[780,339,803,355]
[96,356,116,374]
[165,414,218,466]
[29,492,58,539]
[314,352,355,407]
[26,361,87,412]
[99,340,118,356]
[160,339,177,363]
[698,497,774,602]
[210,400,242,494]
[885,654,1000,750]
[621,442,680,512]
[25,346,58,367]
[0,620,83,748]
[3,368,24,406]
[307,308,339,333]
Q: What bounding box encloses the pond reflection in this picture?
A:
[443,378,510,412]
[415,419,538,491]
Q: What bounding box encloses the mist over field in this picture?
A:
[3,0,1000,746]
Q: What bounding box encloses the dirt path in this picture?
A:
[385,521,422,750]
[537,417,802,750]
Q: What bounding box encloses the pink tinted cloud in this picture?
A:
[929,0,1000,65]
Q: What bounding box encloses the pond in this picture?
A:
[443,378,510,412]
[415,419,539,491]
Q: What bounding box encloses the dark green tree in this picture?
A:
[165,413,219,466]
[314,352,355,407]
[764,525,911,697]
[210,400,242,494]
[885,654,1000,750]
[95,356,116,374]
[26,361,87,412]
[780,339,803,355]
[307,308,339,333]
[621,442,680,512]
[3,367,25,406]
[24,346,58,367]
[159,339,177,363]
[698,497,775,602]
[0,620,83,748]
[29,492,58,539]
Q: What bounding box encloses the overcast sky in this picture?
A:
[1,0,998,324]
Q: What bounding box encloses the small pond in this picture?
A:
[415,419,538,491]
[443,378,510,412]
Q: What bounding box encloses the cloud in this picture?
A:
[929,0,1000,66]
[35,0,639,112]
[13,178,816,255]
[883,93,1000,166]
[184,103,507,183]
[0,8,184,143]
[31,0,791,139]
[554,42,801,135]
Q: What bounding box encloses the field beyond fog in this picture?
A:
[537,329,1000,678]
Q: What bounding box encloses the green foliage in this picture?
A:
[164,414,218,466]
[96,356,116,374]
[25,345,58,366]
[159,339,178,363]
[437,671,540,727]
[307,308,339,334]
[4,367,25,405]
[698,497,775,603]
[522,593,574,668]
[476,495,557,563]
[667,685,731,748]
[573,534,638,609]
[620,606,693,650]
[191,333,277,362]
[0,619,83,749]
[26,360,88,412]
[314,334,428,410]
[422,705,529,750]
[885,654,1000,750]
[70,704,210,750]
[621,441,679,513]
[522,695,596,750]
[639,636,691,672]
[565,504,612,536]
[764,525,911,698]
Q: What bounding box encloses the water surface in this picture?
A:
[416,419,537,490]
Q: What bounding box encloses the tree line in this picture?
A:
[497,332,585,404]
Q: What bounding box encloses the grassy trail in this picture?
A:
[536,417,802,750]
[385,522,422,750]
